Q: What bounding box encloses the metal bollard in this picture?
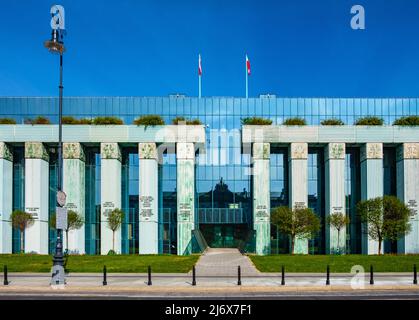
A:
[192,265,196,286]
[281,265,285,286]
[237,265,241,286]
[370,265,374,285]
[102,265,107,286]
[414,264,417,285]
[326,265,330,285]
[3,265,9,286]
[147,265,152,286]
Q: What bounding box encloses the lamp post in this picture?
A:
[44,5,66,286]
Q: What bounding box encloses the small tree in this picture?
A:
[10,210,34,253]
[326,212,350,254]
[357,196,411,255]
[105,208,124,253]
[50,210,84,253]
[271,206,321,254]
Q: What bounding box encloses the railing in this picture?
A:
[198,208,246,224]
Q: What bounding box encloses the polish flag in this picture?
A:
[198,54,202,76]
[246,54,251,75]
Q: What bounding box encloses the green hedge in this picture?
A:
[393,115,419,126]
[354,116,384,126]
[133,115,165,126]
[283,117,306,126]
[321,118,344,125]
[92,116,123,125]
[0,118,16,124]
[172,116,202,125]
[241,117,273,125]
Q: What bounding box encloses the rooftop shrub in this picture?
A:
[62,116,93,125]
[283,117,307,126]
[393,115,419,126]
[354,116,384,126]
[172,116,202,125]
[25,116,51,125]
[321,118,344,126]
[92,116,123,125]
[241,117,273,125]
[0,118,16,124]
[133,115,165,126]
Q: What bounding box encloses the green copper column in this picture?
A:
[360,143,383,254]
[63,143,85,254]
[396,143,419,254]
[288,143,308,254]
[252,143,271,255]
[176,142,195,255]
[0,143,13,254]
[324,143,346,254]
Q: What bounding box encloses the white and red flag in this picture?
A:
[198,54,202,76]
[246,54,251,75]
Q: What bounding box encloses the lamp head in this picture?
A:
[44,29,65,54]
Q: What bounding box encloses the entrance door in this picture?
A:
[200,224,248,248]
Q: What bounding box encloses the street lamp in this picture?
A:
[44,5,66,286]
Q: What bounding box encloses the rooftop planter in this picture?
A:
[283,117,306,126]
[241,117,272,125]
[321,118,344,126]
[354,116,384,126]
[0,118,16,124]
[393,115,419,126]
[133,115,165,127]
[92,116,123,125]
[172,116,202,125]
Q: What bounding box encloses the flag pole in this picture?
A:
[245,55,248,99]
[199,74,202,98]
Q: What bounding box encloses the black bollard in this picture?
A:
[237,265,241,286]
[370,265,374,285]
[281,265,285,286]
[147,265,152,286]
[192,265,196,286]
[3,265,9,286]
[102,265,107,286]
[414,264,417,285]
[326,265,330,285]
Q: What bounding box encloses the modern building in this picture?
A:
[0,96,418,255]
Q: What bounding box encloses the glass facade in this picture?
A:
[1,96,412,254]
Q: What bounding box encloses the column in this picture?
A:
[253,143,271,255]
[138,143,159,254]
[24,142,49,254]
[100,143,122,255]
[63,143,85,254]
[288,143,308,254]
[396,143,419,254]
[360,143,383,255]
[324,143,346,254]
[176,142,195,255]
[0,143,13,253]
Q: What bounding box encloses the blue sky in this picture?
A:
[0,0,419,97]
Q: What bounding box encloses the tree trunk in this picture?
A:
[66,229,69,253]
[378,237,382,255]
[20,230,24,253]
[337,230,340,254]
[291,236,295,255]
[112,231,115,252]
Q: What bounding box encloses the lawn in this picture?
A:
[0,254,200,273]
[249,254,419,273]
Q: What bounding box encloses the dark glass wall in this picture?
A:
[48,149,58,254]
[12,146,25,253]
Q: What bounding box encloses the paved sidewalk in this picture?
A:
[194,248,259,276]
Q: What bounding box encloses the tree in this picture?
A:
[105,208,124,253]
[357,196,412,255]
[271,206,321,254]
[10,210,34,253]
[326,212,350,254]
[50,210,84,253]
